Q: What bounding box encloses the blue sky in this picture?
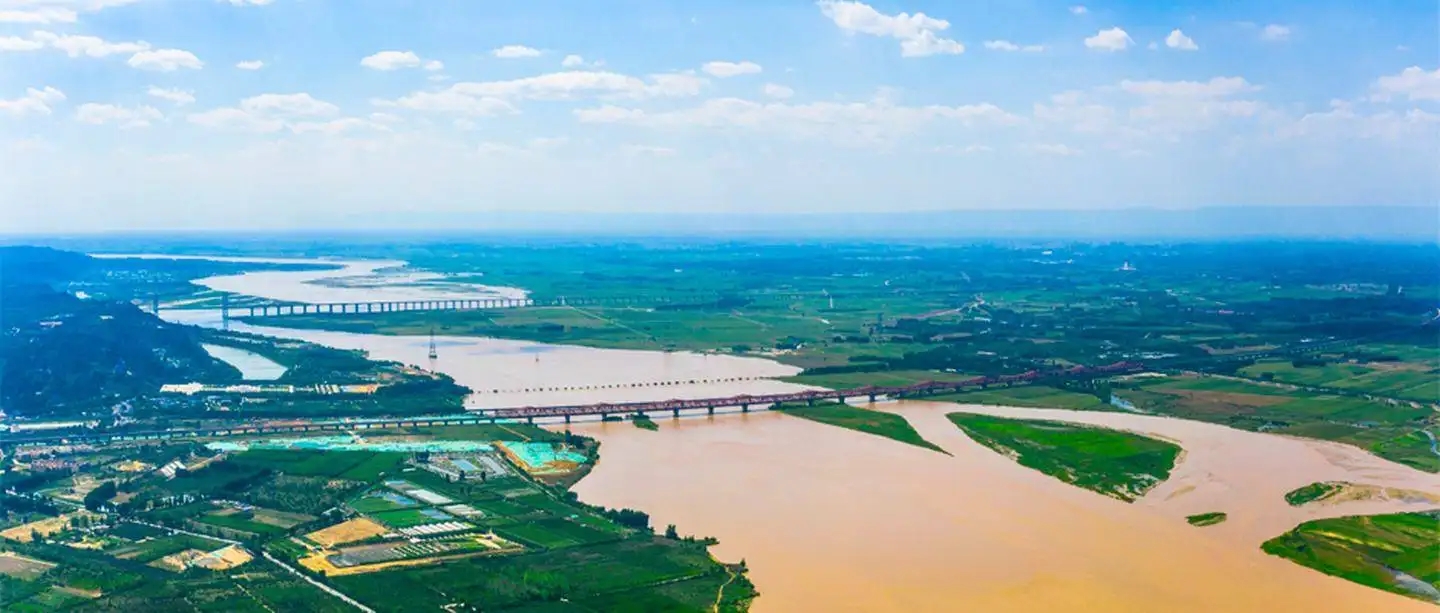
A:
[1,0,1435,232]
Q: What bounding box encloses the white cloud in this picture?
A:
[75,103,162,128]
[1070,5,1087,15]
[620,144,677,157]
[423,59,443,72]
[1028,143,1081,156]
[574,96,1020,144]
[493,45,542,59]
[1084,27,1132,52]
[0,86,64,116]
[240,93,338,116]
[818,0,964,57]
[377,89,517,115]
[361,50,421,70]
[1260,24,1290,42]
[0,36,44,51]
[31,31,149,57]
[1371,66,1440,102]
[762,83,794,99]
[382,71,708,114]
[1277,100,1440,142]
[1165,29,1198,51]
[1119,76,1257,98]
[223,0,276,5]
[561,54,585,67]
[983,40,1044,52]
[289,118,387,135]
[127,48,203,71]
[933,144,992,154]
[0,8,76,23]
[702,60,762,78]
[189,93,347,133]
[147,86,194,105]
[187,107,283,132]
[236,59,264,70]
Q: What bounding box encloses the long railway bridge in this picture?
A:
[2,362,1142,446]
[208,292,828,319]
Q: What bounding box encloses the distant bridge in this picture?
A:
[0,361,1141,446]
[219,294,818,318]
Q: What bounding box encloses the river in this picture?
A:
[128,253,1440,612]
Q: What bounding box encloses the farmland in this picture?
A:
[948,413,1181,502]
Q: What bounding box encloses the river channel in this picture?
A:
[126,254,1440,612]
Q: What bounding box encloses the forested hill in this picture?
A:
[1,247,239,419]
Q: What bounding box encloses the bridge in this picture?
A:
[201,291,851,319]
[0,361,1141,446]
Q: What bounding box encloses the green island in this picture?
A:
[947,413,1181,502]
[778,402,945,453]
[1185,512,1228,527]
[1285,482,1348,506]
[631,413,660,431]
[1262,511,1440,603]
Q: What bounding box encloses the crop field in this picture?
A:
[110,534,219,563]
[949,413,1181,502]
[229,449,405,481]
[0,553,55,580]
[305,518,390,548]
[349,491,418,513]
[195,510,287,536]
[1263,511,1440,602]
[1121,375,1436,471]
[779,402,945,452]
[370,508,453,529]
[497,518,621,549]
[332,538,733,612]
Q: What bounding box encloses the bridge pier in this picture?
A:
[564,415,571,424]
[672,408,680,418]
[868,393,878,402]
[741,404,749,413]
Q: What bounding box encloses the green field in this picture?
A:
[1262,511,1440,602]
[948,413,1181,502]
[782,369,976,390]
[932,385,1110,411]
[498,519,621,549]
[779,402,944,453]
[1121,375,1437,472]
[229,449,405,481]
[1186,512,1228,527]
[1240,356,1439,402]
[195,511,287,537]
[331,538,735,612]
[370,509,450,529]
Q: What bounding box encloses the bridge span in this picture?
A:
[1,362,1141,446]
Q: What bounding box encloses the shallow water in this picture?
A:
[202,343,287,380]
[138,254,1440,611]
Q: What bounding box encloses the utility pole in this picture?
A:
[428,328,439,361]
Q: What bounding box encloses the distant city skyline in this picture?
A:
[1,0,1436,233]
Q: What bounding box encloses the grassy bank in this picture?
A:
[778,403,945,453]
[948,413,1181,502]
[1262,511,1440,602]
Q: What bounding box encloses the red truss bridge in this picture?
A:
[485,360,1144,421]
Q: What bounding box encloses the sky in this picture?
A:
[0,0,1436,233]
